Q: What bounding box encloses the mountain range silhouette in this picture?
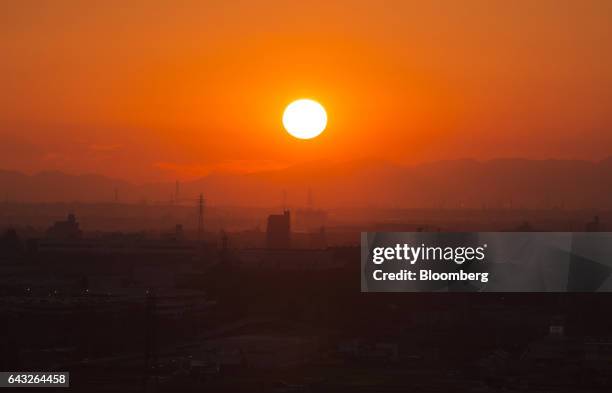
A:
[1,158,611,208]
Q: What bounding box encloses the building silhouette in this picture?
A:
[46,213,82,240]
[308,226,328,249]
[586,215,604,232]
[0,228,24,261]
[266,210,291,249]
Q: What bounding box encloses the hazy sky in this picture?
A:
[2,1,612,181]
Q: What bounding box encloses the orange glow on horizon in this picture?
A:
[1,1,612,181]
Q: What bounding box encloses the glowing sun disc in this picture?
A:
[282,99,327,139]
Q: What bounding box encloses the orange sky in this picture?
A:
[1,1,612,182]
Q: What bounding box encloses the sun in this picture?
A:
[282,99,327,140]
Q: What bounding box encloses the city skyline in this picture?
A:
[2,3,612,391]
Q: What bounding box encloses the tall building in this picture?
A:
[266,210,291,249]
[47,213,82,240]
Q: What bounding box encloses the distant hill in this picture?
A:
[1,158,611,208]
[0,170,134,203]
